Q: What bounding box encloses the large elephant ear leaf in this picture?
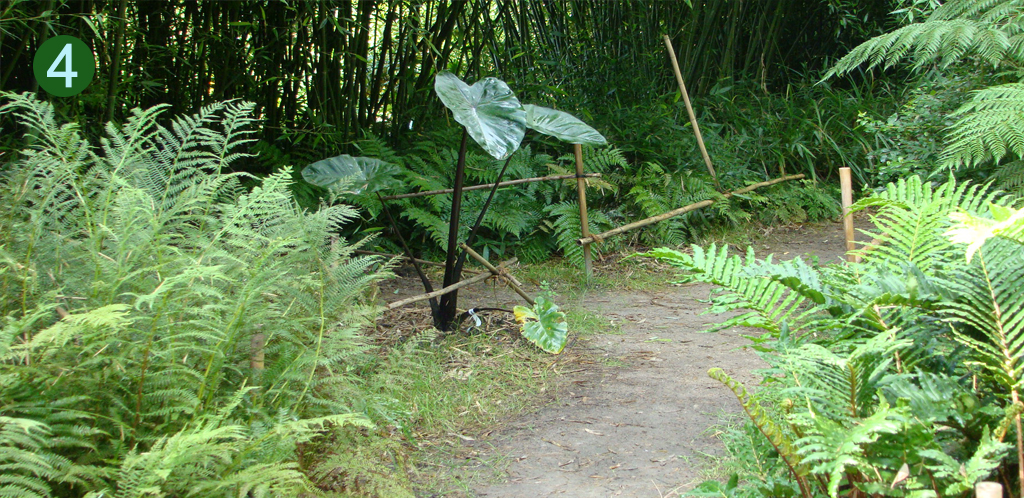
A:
[523,104,607,146]
[301,154,401,195]
[434,72,526,160]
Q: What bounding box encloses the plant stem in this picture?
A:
[439,130,469,330]
[452,153,514,284]
[376,192,440,320]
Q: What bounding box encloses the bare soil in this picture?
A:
[385,219,869,497]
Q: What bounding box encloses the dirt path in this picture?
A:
[457,221,857,497]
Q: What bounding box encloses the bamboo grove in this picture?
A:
[1,0,894,166]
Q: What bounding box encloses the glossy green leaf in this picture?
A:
[514,296,569,354]
[301,154,400,194]
[434,72,526,160]
[523,104,607,145]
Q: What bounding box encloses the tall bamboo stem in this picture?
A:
[574,144,593,278]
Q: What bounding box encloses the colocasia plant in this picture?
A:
[303,72,606,351]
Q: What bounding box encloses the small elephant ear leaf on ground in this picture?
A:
[514,296,569,354]
[301,154,401,195]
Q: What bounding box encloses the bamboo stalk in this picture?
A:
[664,34,720,190]
[380,173,602,200]
[460,243,534,306]
[574,144,594,278]
[577,174,804,246]
[840,167,856,263]
[387,257,519,310]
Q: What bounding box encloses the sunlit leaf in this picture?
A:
[434,72,526,160]
[301,154,401,194]
[523,104,606,145]
[514,296,569,354]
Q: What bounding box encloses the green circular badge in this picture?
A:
[33,35,95,97]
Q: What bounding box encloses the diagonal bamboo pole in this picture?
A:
[459,243,534,306]
[387,257,519,310]
[664,34,720,190]
[577,174,804,246]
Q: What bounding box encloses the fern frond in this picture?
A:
[943,83,1024,169]
[825,15,1018,79]
[793,399,906,498]
[645,245,823,335]
[944,238,1024,388]
[932,0,1024,23]
[545,200,611,269]
[708,368,811,494]
[851,175,1006,272]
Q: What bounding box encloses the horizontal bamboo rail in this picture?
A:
[385,257,518,310]
[354,249,482,273]
[577,174,805,246]
[380,173,602,201]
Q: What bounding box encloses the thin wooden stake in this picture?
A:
[578,174,804,246]
[975,481,1002,498]
[573,144,593,278]
[380,173,602,201]
[387,258,519,310]
[664,34,720,190]
[459,243,534,306]
[840,167,856,263]
[250,332,266,371]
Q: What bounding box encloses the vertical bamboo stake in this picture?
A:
[250,332,266,371]
[574,144,593,279]
[975,481,1002,498]
[663,34,720,190]
[840,167,856,263]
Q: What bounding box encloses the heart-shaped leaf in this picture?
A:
[301,154,400,194]
[523,104,607,145]
[514,296,569,354]
[434,72,526,160]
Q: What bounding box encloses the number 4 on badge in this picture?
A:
[48,43,77,88]
[34,35,95,97]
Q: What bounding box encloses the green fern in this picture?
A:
[826,0,1024,174]
[850,175,1007,272]
[709,368,812,497]
[545,200,612,269]
[644,245,823,335]
[0,93,390,495]
[824,0,1024,78]
[943,83,1024,169]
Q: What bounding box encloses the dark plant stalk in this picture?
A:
[439,130,470,330]
[376,192,440,320]
[452,153,515,282]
